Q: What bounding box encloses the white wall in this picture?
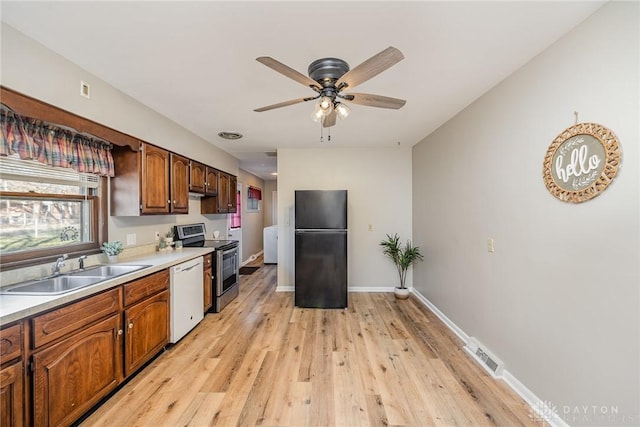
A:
[277,147,412,290]
[412,2,639,425]
[1,24,239,248]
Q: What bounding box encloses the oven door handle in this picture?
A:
[222,248,237,256]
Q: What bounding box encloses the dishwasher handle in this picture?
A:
[179,263,201,273]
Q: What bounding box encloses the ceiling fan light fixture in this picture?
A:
[335,102,351,119]
[311,103,325,122]
[318,96,333,111]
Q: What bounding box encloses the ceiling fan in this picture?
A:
[254,46,406,128]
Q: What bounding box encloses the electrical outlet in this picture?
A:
[155,231,160,241]
[126,234,136,246]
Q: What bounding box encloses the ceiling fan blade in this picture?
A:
[254,97,315,112]
[335,47,404,90]
[257,57,322,91]
[345,93,406,109]
[322,110,337,128]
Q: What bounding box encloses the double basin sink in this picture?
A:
[0,264,151,296]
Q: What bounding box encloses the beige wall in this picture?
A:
[263,180,278,227]
[277,147,412,290]
[412,2,639,424]
[238,169,265,261]
[1,23,239,248]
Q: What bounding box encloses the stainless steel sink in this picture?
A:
[69,265,150,278]
[0,264,151,295]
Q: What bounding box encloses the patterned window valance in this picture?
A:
[0,105,115,177]
[248,186,262,200]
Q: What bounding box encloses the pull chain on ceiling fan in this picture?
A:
[254,46,406,128]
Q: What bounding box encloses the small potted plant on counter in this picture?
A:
[163,228,175,245]
[380,233,424,299]
[101,241,124,263]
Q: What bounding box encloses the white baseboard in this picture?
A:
[410,288,469,343]
[275,286,397,293]
[410,288,564,427]
[241,250,264,267]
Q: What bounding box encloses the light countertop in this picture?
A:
[0,248,214,325]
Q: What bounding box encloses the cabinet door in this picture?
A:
[141,143,170,214]
[228,175,238,213]
[189,161,206,193]
[124,290,169,376]
[0,361,24,427]
[217,172,230,213]
[203,253,213,312]
[32,314,123,427]
[0,323,22,364]
[170,153,189,213]
[205,167,219,196]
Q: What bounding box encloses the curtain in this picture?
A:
[230,190,241,229]
[0,106,115,177]
[248,186,262,200]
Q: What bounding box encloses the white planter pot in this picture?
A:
[394,287,410,299]
[107,255,119,264]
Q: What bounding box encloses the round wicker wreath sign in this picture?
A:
[543,122,621,203]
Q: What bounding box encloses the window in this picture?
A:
[0,156,106,268]
[247,186,262,213]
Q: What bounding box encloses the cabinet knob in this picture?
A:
[118,329,123,336]
[128,322,134,329]
[167,200,171,204]
[173,200,177,204]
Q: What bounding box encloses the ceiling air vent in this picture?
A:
[218,131,243,140]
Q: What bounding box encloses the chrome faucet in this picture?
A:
[78,255,88,270]
[53,254,68,276]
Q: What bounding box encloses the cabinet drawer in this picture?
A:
[123,270,169,307]
[0,323,22,363]
[31,288,121,349]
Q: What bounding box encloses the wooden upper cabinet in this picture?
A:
[205,167,219,196]
[217,172,230,213]
[201,171,237,214]
[141,144,170,214]
[170,153,189,213]
[228,175,238,214]
[189,161,206,193]
[111,142,189,215]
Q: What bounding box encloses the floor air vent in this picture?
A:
[464,338,504,378]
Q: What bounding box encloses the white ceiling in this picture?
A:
[1,1,603,180]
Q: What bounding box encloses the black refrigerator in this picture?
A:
[294,190,348,308]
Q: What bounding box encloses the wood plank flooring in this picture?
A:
[81,262,544,426]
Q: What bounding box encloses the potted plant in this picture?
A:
[380,233,424,299]
[101,241,124,263]
[163,228,175,245]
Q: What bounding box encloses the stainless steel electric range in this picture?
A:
[174,223,239,313]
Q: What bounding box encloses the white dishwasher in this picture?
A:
[169,256,204,343]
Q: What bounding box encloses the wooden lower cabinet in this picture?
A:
[203,253,213,312]
[0,361,24,427]
[31,314,123,427]
[124,290,170,376]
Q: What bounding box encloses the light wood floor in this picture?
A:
[81,261,543,426]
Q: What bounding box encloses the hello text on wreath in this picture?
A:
[543,122,621,203]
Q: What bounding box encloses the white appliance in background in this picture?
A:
[263,225,278,264]
[169,256,204,343]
